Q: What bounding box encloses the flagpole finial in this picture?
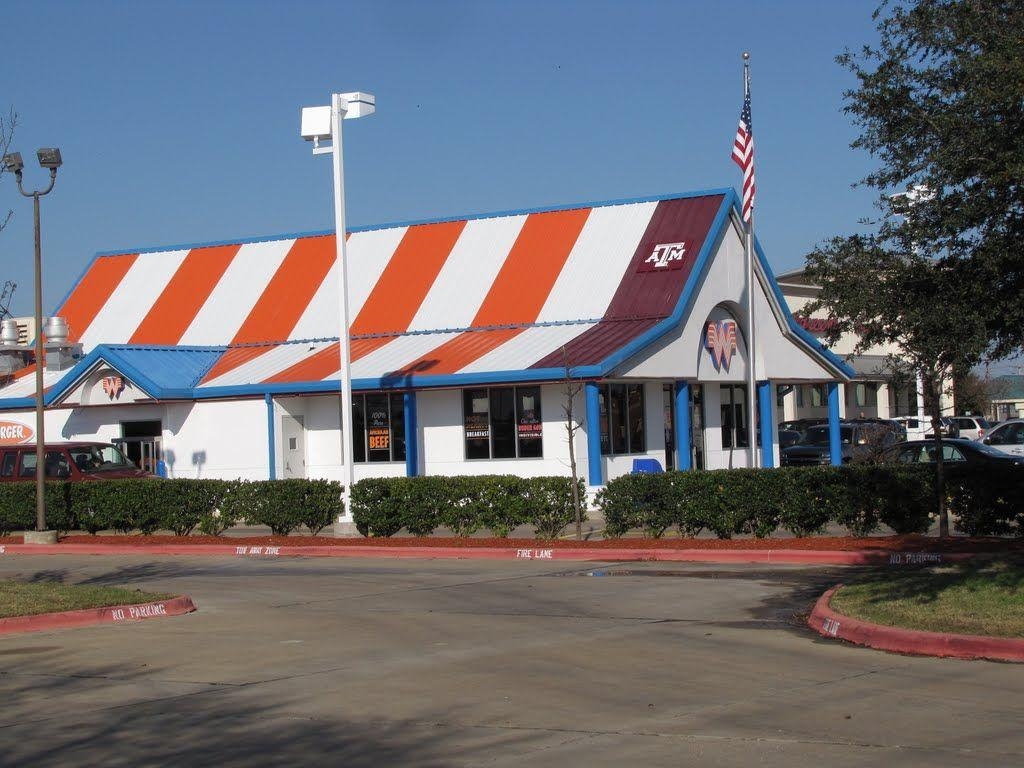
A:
[742,51,750,61]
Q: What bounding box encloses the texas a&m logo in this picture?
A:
[639,241,687,272]
[705,320,738,372]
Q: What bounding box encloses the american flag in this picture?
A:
[732,85,755,222]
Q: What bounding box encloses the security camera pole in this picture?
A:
[3,148,62,539]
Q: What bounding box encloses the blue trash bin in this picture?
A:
[631,458,663,474]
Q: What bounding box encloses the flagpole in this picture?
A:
[742,52,758,468]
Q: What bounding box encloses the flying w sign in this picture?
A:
[705,320,738,372]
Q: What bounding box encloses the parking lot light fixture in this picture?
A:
[300,93,374,536]
[7,146,61,539]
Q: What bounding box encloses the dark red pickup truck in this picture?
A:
[0,442,154,481]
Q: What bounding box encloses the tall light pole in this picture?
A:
[301,92,374,536]
[3,148,62,541]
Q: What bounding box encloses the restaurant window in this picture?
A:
[352,393,407,463]
[462,386,543,460]
[720,385,749,449]
[809,384,827,408]
[599,383,646,455]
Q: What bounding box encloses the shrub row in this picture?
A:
[0,479,343,537]
[597,465,938,539]
[949,466,1024,537]
[350,475,586,539]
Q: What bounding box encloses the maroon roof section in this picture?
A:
[531,318,661,370]
[530,194,725,369]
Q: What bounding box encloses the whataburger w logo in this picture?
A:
[705,320,738,372]
[640,241,687,271]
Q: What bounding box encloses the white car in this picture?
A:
[892,416,929,441]
[981,418,1024,457]
[949,415,992,441]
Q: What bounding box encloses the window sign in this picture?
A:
[352,393,407,463]
[464,386,543,460]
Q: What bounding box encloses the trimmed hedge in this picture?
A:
[950,466,1024,537]
[598,464,939,539]
[350,475,585,539]
[0,478,344,537]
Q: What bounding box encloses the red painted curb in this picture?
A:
[0,595,197,636]
[0,542,981,565]
[808,585,1024,662]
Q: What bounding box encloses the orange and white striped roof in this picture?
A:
[53,191,733,391]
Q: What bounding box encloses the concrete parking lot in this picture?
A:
[0,554,1021,767]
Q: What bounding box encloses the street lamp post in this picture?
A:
[301,92,374,536]
[2,148,62,540]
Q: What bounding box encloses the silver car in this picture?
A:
[981,418,1024,457]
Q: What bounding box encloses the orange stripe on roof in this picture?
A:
[350,221,466,336]
[264,343,341,384]
[129,245,240,345]
[399,208,590,375]
[230,235,336,345]
[473,207,590,326]
[200,345,279,385]
[57,254,139,343]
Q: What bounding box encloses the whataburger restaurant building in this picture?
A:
[0,189,853,488]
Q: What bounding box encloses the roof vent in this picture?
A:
[44,316,69,344]
[0,319,19,347]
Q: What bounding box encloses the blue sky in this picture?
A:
[2,0,882,322]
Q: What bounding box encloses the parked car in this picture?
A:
[0,442,154,482]
[892,416,929,441]
[924,416,960,439]
[948,415,992,441]
[780,421,902,466]
[778,429,802,448]
[777,418,827,436]
[981,418,1024,457]
[878,438,1024,467]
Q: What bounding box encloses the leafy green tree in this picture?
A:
[805,0,1024,536]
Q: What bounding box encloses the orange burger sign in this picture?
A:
[0,421,34,446]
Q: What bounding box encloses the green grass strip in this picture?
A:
[0,581,176,619]
[831,555,1024,638]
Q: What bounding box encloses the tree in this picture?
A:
[0,108,17,235]
[805,0,1024,535]
[560,347,586,540]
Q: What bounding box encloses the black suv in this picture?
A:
[780,420,902,466]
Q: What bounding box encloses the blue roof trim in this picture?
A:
[90,188,736,258]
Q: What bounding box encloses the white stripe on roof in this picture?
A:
[347,226,410,319]
[350,331,463,380]
[177,239,293,346]
[407,215,527,332]
[535,201,656,322]
[288,266,338,341]
[456,322,599,374]
[77,249,190,348]
[200,341,336,389]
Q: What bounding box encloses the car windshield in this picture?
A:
[69,445,135,472]
[800,426,851,446]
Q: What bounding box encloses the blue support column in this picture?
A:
[585,381,603,486]
[404,391,418,477]
[674,381,692,470]
[827,382,842,466]
[265,393,276,480]
[758,380,774,468]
